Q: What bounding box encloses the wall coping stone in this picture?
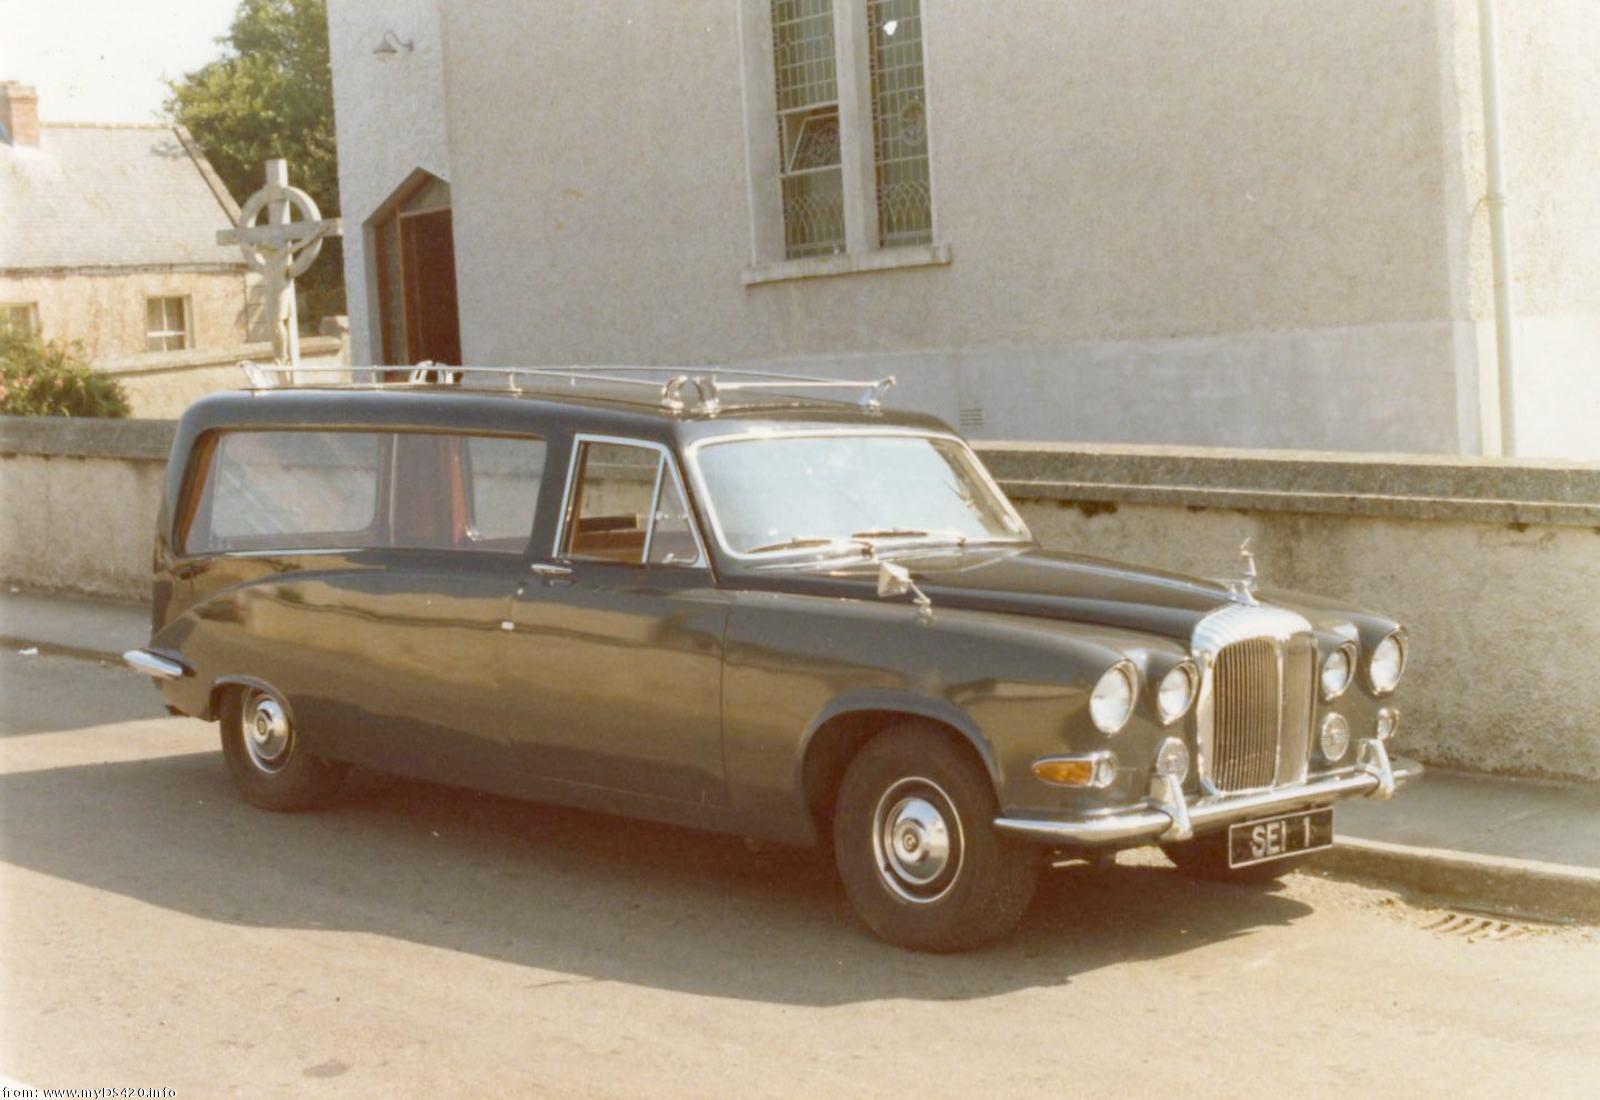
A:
[5,422,1598,527]
[0,416,177,461]
[93,336,343,376]
[975,441,1600,528]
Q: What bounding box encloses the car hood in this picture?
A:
[737,545,1371,645]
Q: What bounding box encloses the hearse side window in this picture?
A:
[462,436,546,543]
[562,439,702,566]
[184,430,546,556]
[205,431,381,549]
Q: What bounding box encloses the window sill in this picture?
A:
[741,243,952,287]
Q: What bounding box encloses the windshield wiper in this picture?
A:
[850,528,929,540]
[851,528,969,547]
[746,536,870,556]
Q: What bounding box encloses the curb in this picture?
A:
[1319,835,1600,925]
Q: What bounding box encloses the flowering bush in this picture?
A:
[0,331,130,418]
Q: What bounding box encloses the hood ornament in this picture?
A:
[1226,538,1259,605]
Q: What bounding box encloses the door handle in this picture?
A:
[529,562,574,582]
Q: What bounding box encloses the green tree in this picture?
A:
[0,332,131,418]
[165,0,344,329]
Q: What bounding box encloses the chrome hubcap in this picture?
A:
[872,778,964,904]
[243,692,291,773]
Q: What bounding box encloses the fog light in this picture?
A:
[1033,753,1118,789]
[1376,706,1400,742]
[1319,712,1351,762]
[1154,737,1190,782]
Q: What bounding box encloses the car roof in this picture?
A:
[174,384,957,450]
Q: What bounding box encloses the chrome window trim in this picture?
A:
[552,433,709,569]
[681,427,1033,563]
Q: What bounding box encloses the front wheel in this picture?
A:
[833,723,1042,951]
[1161,830,1310,883]
[220,685,346,812]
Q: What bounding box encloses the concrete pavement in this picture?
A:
[2,586,1597,923]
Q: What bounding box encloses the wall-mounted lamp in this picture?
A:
[373,30,414,57]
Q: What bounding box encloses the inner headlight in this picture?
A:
[1089,661,1137,735]
[1369,630,1407,695]
[1157,661,1198,724]
[1321,643,1356,700]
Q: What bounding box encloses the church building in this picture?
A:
[327,2,1599,458]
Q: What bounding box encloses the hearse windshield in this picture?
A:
[689,432,1031,559]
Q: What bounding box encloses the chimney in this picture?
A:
[1,82,40,146]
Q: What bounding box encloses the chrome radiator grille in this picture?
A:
[1207,632,1317,792]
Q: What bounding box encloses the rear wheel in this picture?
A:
[833,722,1041,951]
[220,685,346,811]
[1161,830,1310,883]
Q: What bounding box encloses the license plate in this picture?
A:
[1228,808,1334,868]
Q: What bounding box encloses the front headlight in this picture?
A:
[1156,661,1198,725]
[1089,660,1137,735]
[1369,630,1407,695]
[1321,643,1356,700]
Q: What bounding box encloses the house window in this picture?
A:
[145,296,191,352]
[744,0,941,278]
[1,302,38,337]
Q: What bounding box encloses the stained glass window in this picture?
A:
[866,0,932,247]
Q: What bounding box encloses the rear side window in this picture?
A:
[208,432,381,544]
[184,430,546,555]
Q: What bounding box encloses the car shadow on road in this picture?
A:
[0,751,1314,1006]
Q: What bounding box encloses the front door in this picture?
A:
[399,209,461,365]
[503,436,728,804]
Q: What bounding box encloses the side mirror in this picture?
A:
[877,560,913,598]
[876,560,933,621]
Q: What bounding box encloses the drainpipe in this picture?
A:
[1478,0,1517,455]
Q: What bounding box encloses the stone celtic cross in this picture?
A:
[217,159,342,365]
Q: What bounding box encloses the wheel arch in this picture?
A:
[798,693,1000,838]
[207,674,292,725]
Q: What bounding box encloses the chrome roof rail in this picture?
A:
[236,362,896,412]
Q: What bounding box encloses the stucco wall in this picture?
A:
[322,1,1598,456]
[420,0,1471,452]
[1443,0,1600,458]
[0,418,172,599]
[5,416,1596,781]
[327,0,452,369]
[0,269,250,361]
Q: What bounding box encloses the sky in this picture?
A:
[1,0,238,124]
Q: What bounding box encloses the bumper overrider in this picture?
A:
[994,738,1422,848]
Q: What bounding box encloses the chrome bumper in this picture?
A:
[994,739,1423,848]
[123,648,187,681]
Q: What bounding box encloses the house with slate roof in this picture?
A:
[1,81,252,362]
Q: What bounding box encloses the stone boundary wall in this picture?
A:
[3,418,1596,780]
[95,336,346,420]
[974,442,1600,783]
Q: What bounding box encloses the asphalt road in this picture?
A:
[2,650,1598,1098]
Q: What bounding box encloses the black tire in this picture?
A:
[219,685,346,812]
[833,722,1042,951]
[1161,830,1310,884]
